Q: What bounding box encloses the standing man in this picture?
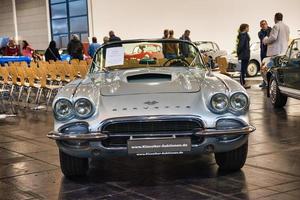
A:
[108,31,121,42]
[88,37,101,57]
[263,13,290,57]
[258,20,272,88]
[162,29,169,58]
[179,29,191,57]
[164,30,178,59]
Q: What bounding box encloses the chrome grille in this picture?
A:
[101,117,203,135]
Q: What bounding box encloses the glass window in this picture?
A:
[53,34,69,49]
[49,0,89,48]
[70,16,88,33]
[80,33,89,43]
[52,19,68,34]
[50,0,65,3]
[290,40,300,60]
[69,0,87,17]
[51,3,67,19]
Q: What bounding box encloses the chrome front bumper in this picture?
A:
[47,125,256,141]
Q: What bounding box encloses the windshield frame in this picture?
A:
[89,39,207,73]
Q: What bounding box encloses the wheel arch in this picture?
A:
[249,59,260,70]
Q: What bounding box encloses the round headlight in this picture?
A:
[210,93,229,113]
[74,98,94,118]
[54,99,74,120]
[230,93,249,112]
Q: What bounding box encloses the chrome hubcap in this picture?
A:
[270,80,277,104]
[247,63,258,76]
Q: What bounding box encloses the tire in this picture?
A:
[269,77,287,108]
[59,150,89,177]
[246,61,259,77]
[215,141,248,171]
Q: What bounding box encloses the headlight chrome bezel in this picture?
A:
[209,92,249,115]
[74,98,95,119]
[54,98,75,121]
[229,92,249,114]
[209,93,229,114]
[53,98,95,121]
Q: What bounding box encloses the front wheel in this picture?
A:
[59,150,89,177]
[269,77,287,108]
[215,141,248,171]
[246,61,259,77]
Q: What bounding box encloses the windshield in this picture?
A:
[90,40,205,73]
[195,41,218,52]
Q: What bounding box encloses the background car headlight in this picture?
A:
[74,98,94,118]
[230,92,249,112]
[210,93,229,113]
[54,99,74,120]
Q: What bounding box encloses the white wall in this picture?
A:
[16,0,49,49]
[0,0,15,38]
[90,0,300,53]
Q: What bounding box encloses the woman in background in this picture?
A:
[21,40,34,58]
[237,24,251,89]
[45,40,61,61]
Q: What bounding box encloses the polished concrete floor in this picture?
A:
[1,83,300,200]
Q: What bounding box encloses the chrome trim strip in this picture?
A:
[215,76,231,92]
[279,86,300,99]
[47,125,255,141]
[47,131,107,141]
[195,125,255,136]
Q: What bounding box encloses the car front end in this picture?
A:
[48,39,255,177]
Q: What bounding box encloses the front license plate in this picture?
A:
[127,138,191,156]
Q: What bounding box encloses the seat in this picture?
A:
[0,65,14,112]
[216,57,230,75]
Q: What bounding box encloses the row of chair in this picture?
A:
[0,59,91,110]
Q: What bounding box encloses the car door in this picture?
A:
[280,39,300,90]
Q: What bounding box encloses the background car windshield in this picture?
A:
[90,40,204,72]
[196,42,215,52]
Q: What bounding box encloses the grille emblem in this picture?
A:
[144,100,158,106]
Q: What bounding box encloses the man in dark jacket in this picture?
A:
[109,31,121,42]
[108,31,122,47]
[179,30,191,57]
[258,20,272,88]
[67,34,84,60]
[237,24,251,89]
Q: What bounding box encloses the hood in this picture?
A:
[98,68,201,96]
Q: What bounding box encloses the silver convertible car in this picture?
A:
[47,39,255,177]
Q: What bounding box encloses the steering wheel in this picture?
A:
[163,57,190,67]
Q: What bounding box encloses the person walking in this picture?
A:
[237,24,251,89]
[45,40,61,61]
[179,29,191,57]
[263,13,290,56]
[88,37,101,57]
[67,34,84,60]
[258,20,272,88]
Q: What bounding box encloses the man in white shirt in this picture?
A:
[263,13,290,57]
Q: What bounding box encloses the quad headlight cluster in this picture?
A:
[210,92,249,114]
[54,98,95,121]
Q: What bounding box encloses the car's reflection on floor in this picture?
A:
[1,83,300,199]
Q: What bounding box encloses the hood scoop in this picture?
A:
[127,73,172,83]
